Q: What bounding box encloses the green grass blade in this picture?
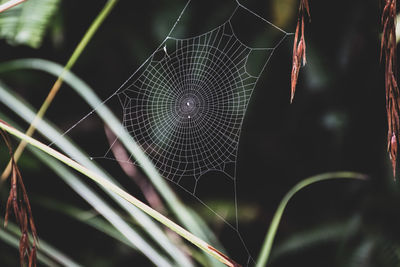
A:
[63,0,118,72]
[0,111,184,267]
[0,58,225,263]
[255,172,367,267]
[0,88,191,266]
[0,227,62,266]
[37,198,214,267]
[0,219,83,267]
[0,0,118,181]
[31,148,173,267]
[0,119,238,267]
[36,197,143,250]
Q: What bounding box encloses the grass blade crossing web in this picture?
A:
[0,85,192,266]
[0,116,178,267]
[1,0,118,181]
[0,58,224,260]
[0,119,241,267]
[29,145,175,267]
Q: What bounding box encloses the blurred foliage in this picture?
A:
[0,0,60,48]
[271,0,296,29]
[0,0,398,266]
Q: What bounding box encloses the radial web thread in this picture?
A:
[103,11,289,194]
[65,1,292,265]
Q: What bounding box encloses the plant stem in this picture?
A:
[0,0,118,181]
[0,58,224,266]
[0,119,240,267]
[255,172,367,267]
[0,0,26,13]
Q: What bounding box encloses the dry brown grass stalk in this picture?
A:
[291,0,310,103]
[381,0,400,179]
[0,128,38,267]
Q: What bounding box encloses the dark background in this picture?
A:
[0,0,398,266]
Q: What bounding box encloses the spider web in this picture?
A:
[110,22,258,184]
[61,0,292,265]
[102,4,289,190]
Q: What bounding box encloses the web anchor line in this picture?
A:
[57,1,292,266]
[48,0,192,148]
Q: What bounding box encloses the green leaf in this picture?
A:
[0,0,60,48]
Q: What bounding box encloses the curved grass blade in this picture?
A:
[0,119,240,267]
[0,227,61,267]
[35,198,137,249]
[1,0,118,180]
[0,89,191,266]
[0,219,82,267]
[0,111,183,267]
[0,58,225,264]
[36,197,213,267]
[255,172,367,267]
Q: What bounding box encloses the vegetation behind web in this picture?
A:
[0,0,398,267]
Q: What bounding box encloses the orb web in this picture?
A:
[61,1,292,265]
[117,22,258,188]
[96,0,290,235]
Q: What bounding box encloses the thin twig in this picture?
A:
[0,0,26,13]
[0,0,119,181]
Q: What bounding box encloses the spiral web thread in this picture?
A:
[63,1,291,264]
[112,22,261,182]
[106,9,288,184]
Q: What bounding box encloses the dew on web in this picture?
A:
[60,0,292,265]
